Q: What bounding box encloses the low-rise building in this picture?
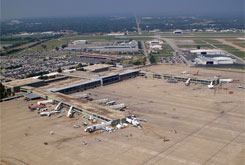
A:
[194,56,234,65]
[146,40,164,50]
[71,40,88,45]
[190,49,226,55]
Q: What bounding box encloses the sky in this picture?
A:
[1,0,244,19]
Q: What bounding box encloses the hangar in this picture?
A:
[194,56,234,65]
[190,49,226,55]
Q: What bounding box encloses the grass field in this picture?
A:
[24,34,154,53]
[225,38,245,48]
[0,40,29,45]
[178,44,214,49]
[205,40,245,58]
[160,32,244,38]
[178,38,245,58]
[151,44,174,57]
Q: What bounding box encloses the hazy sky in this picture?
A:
[1,0,244,19]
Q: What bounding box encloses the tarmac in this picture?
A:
[1,64,244,165]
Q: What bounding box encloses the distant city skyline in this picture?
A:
[1,0,244,19]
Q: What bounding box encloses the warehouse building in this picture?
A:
[71,40,88,45]
[194,56,234,65]
[173,30,183,34]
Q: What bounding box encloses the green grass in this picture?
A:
[225,39,245,48]
[160,32,244,38]
[24,34,154,53]
[115,36,154,41]
[0,40,29,45]
[207,66,245,70]
[234,43,245,48]
[178,44,214,49]
[150,44,174,57]
[207,40,245,58]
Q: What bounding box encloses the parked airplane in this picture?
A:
[106,101,116,105]
[193,70,199,76]
[37,100,53,106]
[181,71,190,75]
[108,103,126,110]
[40,110,60,117]
[84,121,112,133]
[28,103,45,111]
[238,84,245,89]
[91,98,109,104]
[219,79,233,83]
[126,115,142,128]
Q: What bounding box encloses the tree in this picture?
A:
[57,67,62,73]
[138,41,142,49]
[76,63,83,68]
[149,55,157,64]
[55,47,59,51]
[0,83,8,99]
[61,44,68,49]
[41,44,47,49]
[3,46,8,50]
[143,57,146,65]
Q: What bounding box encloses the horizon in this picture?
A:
[1,0,244,19]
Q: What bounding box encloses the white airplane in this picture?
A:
[126,116,142,128]
[238,85,245,89]
[106,101,116,105]
[219,79,233,83]
[37,99,53,106]
[181,71,190,75]
[91,98,109,104]
[208,81,214,89]
[40,110,60,117]
[84,121,112,133]
[108,103,126,110]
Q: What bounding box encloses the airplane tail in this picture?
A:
[194,70,199,76]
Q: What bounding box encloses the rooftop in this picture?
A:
[84,64,113,72]
[190,49,224,53]
[3,78,43,87]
